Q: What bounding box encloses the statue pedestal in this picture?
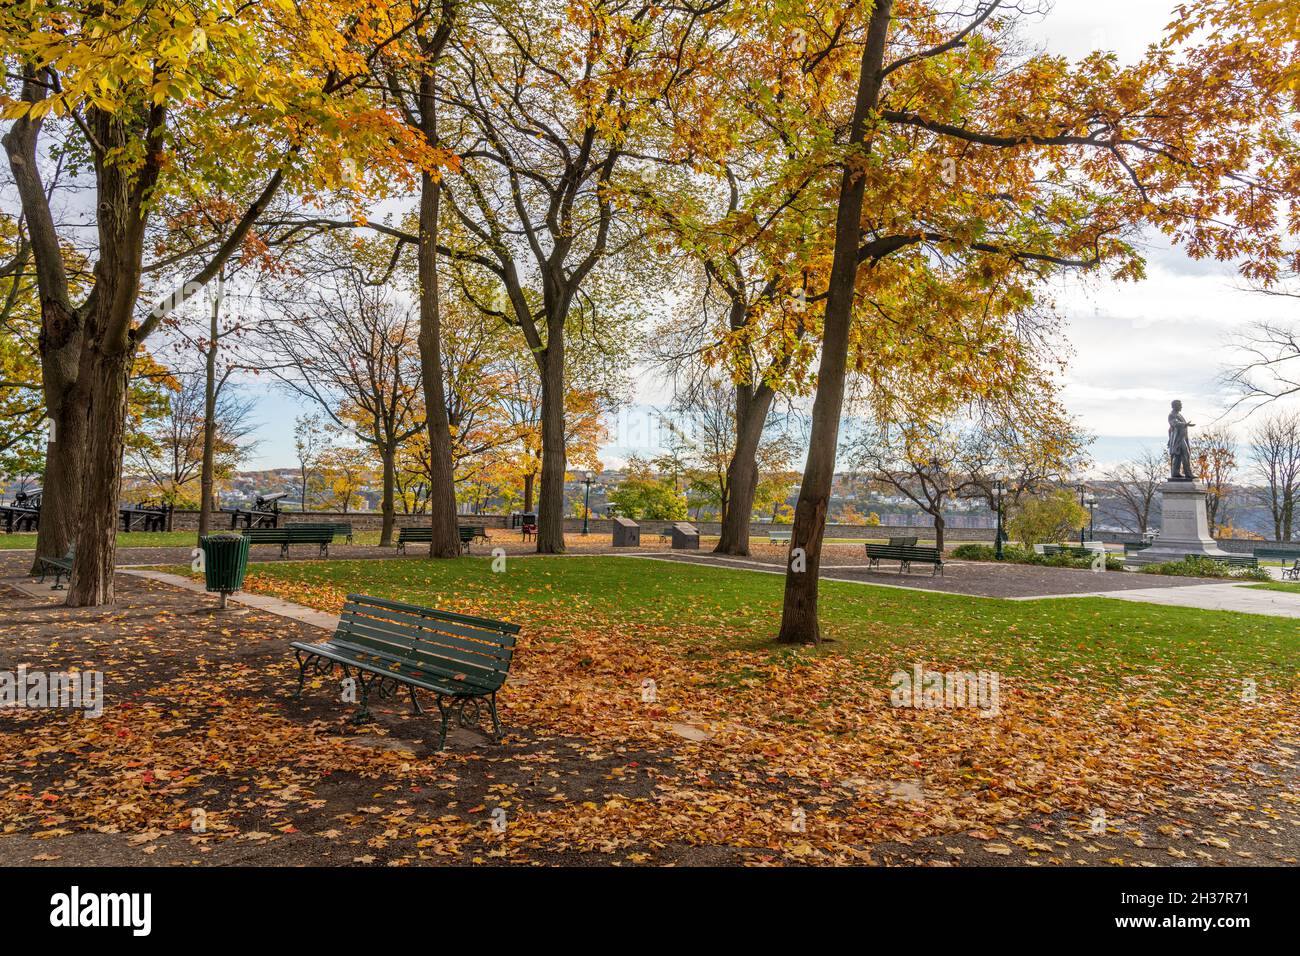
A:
[1126,481,1231,565]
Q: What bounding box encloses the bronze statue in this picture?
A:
[1167,400,1195,481]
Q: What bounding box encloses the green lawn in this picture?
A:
[0,530,200,550]
[1250,580,1300,594]
[226,555,1300,687]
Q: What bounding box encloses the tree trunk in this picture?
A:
[933,512,945,552]
[31,396,87,574]
[198,286,220,543]
[415,72,462,559]
[379,442,397,547]
[65,345,131,606]
[715,384,773,556]
[535,338,567,553]
[777,0,893,645]
[523,471,535,514]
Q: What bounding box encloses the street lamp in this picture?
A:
[1084,492,1097,542]
[994,478,1005,561]
[581,471,594,535]
[1077,484,1094,546]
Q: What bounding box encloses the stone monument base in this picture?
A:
[1126,481,1232,566]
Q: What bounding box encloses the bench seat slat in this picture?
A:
[290,641,496,695]
[340,608,513,661]
[320,635,505,693]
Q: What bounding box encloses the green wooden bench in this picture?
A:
[289,521,354,544]
[1041,544,1097,558]
[1282,559,1299,581]
[396,526,432,553]
[864,543,944,575]
[289,593,519,749]
[1188,553,1258,569]
[38,545,75,590]
[768,528,792,544]
[241,526,334,558]
[460,525,489,551]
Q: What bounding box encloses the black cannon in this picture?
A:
[1,488,42,533]
[119,499,173,533]
[225,491,286,529]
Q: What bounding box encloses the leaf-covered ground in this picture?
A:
[1,556,1297,866]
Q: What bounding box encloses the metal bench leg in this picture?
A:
[408,685,424,716]
[349,670,375,724]
[281,543,289,559]
[488,693,502,744]
[434,696,451,750]
[293,649,308,698]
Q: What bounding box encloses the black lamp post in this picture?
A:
[994,479,1005,560]
[581,472,594,535]
[1085,493,1097,542]
[1077,484,1088,546]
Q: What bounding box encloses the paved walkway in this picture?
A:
[627,552,1300,618]
[1086,582,1300,618]
[121,568,339,629]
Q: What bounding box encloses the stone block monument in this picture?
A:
[670,522,699,550]
[1126,400,1232,566]
[611,516,640,548]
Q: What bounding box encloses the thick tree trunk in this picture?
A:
[933,513,945,552]
[777,0,893,645]
[523,471,535,514]
[31,397,87,574]
[535,339,567,554]
[66,345,131,606]
[415,72,462,559]
[715,384,774,556]
[379,443,397,547]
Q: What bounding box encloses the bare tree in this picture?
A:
[128,374,257,508]
[1103,448,1165,534]
[1193,424,1237,535]
[1249,410,1300,543]
[259,246,425,546]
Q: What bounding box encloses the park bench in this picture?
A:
[397,526,432,554]
[1123,541,1152,555]
[289,521,354,544]
[864,543,944,575]
[520,522,537,542]
[289,593,518,749]
[1041,544,1096,558]
[461,525,489,550]
[241,526,334,558]
[1282,560,1299,581]
[768,528,792,544]
[37,545,75,590]
[1188,553,1258,569]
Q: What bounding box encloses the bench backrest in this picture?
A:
[289,522,352,533]
[1254,548,1300,558]
[335,593,518,694]
[398,526,434,541]
[865,544,941,560]
[243,527,333,540]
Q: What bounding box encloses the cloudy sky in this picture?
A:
[238,0,1298,474]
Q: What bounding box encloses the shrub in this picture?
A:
[1140,557,1273,581]
[1006,490,1089,548]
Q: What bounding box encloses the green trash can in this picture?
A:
[200,533,250,609]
